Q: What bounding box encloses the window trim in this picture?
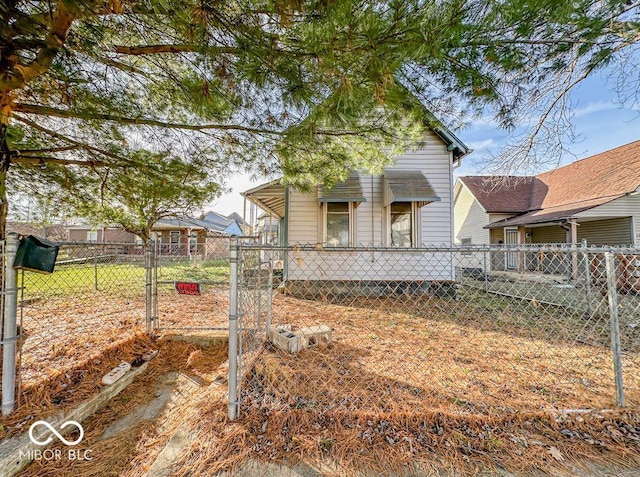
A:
[460,237,473,255]
[384,201,421,247]
[321,201,357,246]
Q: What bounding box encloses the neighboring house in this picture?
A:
[66,210,245,258]
[225,212,248,235]
[67,225,139,243]
[454,140,640,275]
[8,222,68,242]
[200,211,244,236]
[454,140,640,249]
[242,127,470,282]
[255,212,279,245]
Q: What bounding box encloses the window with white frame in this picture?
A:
[87,230,98,242]
[169,230,181,253]
[323,202,355,246]
[386,202,421,247]
[460,237,472,255]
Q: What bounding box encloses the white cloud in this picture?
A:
[573,101,618,117]
[466,139,495,151]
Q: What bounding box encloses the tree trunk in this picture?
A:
[0,123,10,242]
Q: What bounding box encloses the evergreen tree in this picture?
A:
[1,0,638,238]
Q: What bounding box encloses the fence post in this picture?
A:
[145,240,152,334]
[228,236,239,421]
[605,252,625,407]
[266,250,273,332]
[582,240,592,316]
[94,246,99,291]
[483,249,488,293]
[2,233,20,416]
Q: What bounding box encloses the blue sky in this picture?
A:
[211,69,639,218]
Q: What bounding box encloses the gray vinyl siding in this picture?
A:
[577,218,632,246]
[287,188,320,244]
[576,195,640,245]
[531,225,567,244]
[287,130,454,247]
[356,174,384,244]
[392,130,453,246]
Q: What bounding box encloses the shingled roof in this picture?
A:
[459,140,640,227]
[458,176,536,213]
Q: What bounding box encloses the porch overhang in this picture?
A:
[484,195,623,229]
[241,179,286,219]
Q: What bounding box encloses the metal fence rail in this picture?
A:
[229,243,640,419]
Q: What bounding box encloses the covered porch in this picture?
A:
[241,179,287,245]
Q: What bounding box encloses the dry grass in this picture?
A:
[13,285,230,391]
[7,278,640,476]
[259,294,640,413]
[1,333,155,439]
[155,283,229,330]
[171,401,640,477]
[155,292,640,476]
[16,338,228,477]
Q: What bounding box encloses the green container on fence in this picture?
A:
[13,235,60,274]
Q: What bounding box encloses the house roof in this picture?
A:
[226,211,245,225]
[486,196,620,228]
[241,179,286,218]
[460,140,640,228]
[199,211,244,234]
[459,176,536,213]
[531,140,640,209]
[155,217,209,230]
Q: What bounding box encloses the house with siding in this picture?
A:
[66,211,243,258]
[454,140,640,254]
[242,126,471,282]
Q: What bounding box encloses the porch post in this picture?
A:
[517,225,526,272]
[187,228,192,260]
[570,219,579,281]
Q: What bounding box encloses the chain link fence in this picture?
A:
[230,243,640,418]
[150,237,253,333]
[14,242,149,391]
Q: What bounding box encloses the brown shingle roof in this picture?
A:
[486,196,621,228]
[459,176,536,213]
[461,139,640,227]
[532,140,640,209]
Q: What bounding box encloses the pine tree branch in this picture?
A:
[15,102,285,134]
[11,114,131,164]
[13,155,111,166]
[112,44,242,56]
[14,145,79,154]
[14,103,385,137]
[0,3,75,90]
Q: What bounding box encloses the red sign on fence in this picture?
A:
[175,282,201,295]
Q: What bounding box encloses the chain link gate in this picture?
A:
[228,237,277,419]
[148,237,236,333]
[228,243,640,420]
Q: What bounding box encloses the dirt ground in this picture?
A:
[4,283,640,476]
[256,293,640,414]
[5,285,230,397]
